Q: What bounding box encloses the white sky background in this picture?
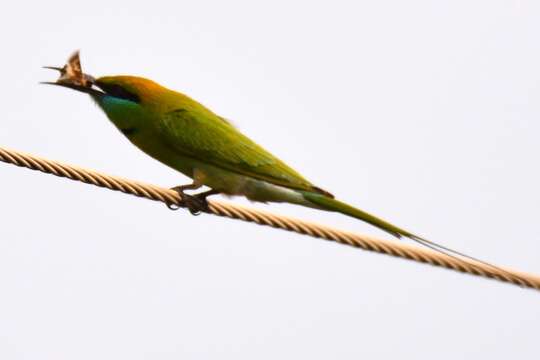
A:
[0,0,539,358]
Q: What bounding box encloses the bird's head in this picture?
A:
[94,76,165,105]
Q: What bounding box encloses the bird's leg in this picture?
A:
[171,183,201,193]
[179,189,220,215]
[168,184,219,215]
[167,183,201,213]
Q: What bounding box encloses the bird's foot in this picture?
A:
[184,193,211,215]
[167,186,215,215]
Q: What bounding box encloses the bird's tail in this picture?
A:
[301,191,519,282]
[301,191,416,239]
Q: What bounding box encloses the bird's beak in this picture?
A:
[42,66,64,72]
[41,82,105,97]
[41,66,104,97]
[41,51,105,97]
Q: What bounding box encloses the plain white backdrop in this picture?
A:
[1,1,539,358]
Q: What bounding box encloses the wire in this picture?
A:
[1,145,539,290]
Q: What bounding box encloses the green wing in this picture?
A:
[157,103,331,196]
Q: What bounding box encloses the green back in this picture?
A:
[157,92,325,193]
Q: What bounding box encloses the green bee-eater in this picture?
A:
[43,52,502,271]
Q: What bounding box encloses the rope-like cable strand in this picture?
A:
[1,145,539,290]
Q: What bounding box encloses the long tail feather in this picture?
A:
[301,191,522,285]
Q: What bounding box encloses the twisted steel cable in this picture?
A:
[1,145,539,290]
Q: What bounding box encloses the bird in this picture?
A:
[42,51,510,274]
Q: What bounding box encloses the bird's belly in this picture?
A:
[122,129,196,178]
[194,163,312,206]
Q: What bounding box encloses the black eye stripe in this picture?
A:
[96,83,140,103]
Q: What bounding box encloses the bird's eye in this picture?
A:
[96,83,140,103]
